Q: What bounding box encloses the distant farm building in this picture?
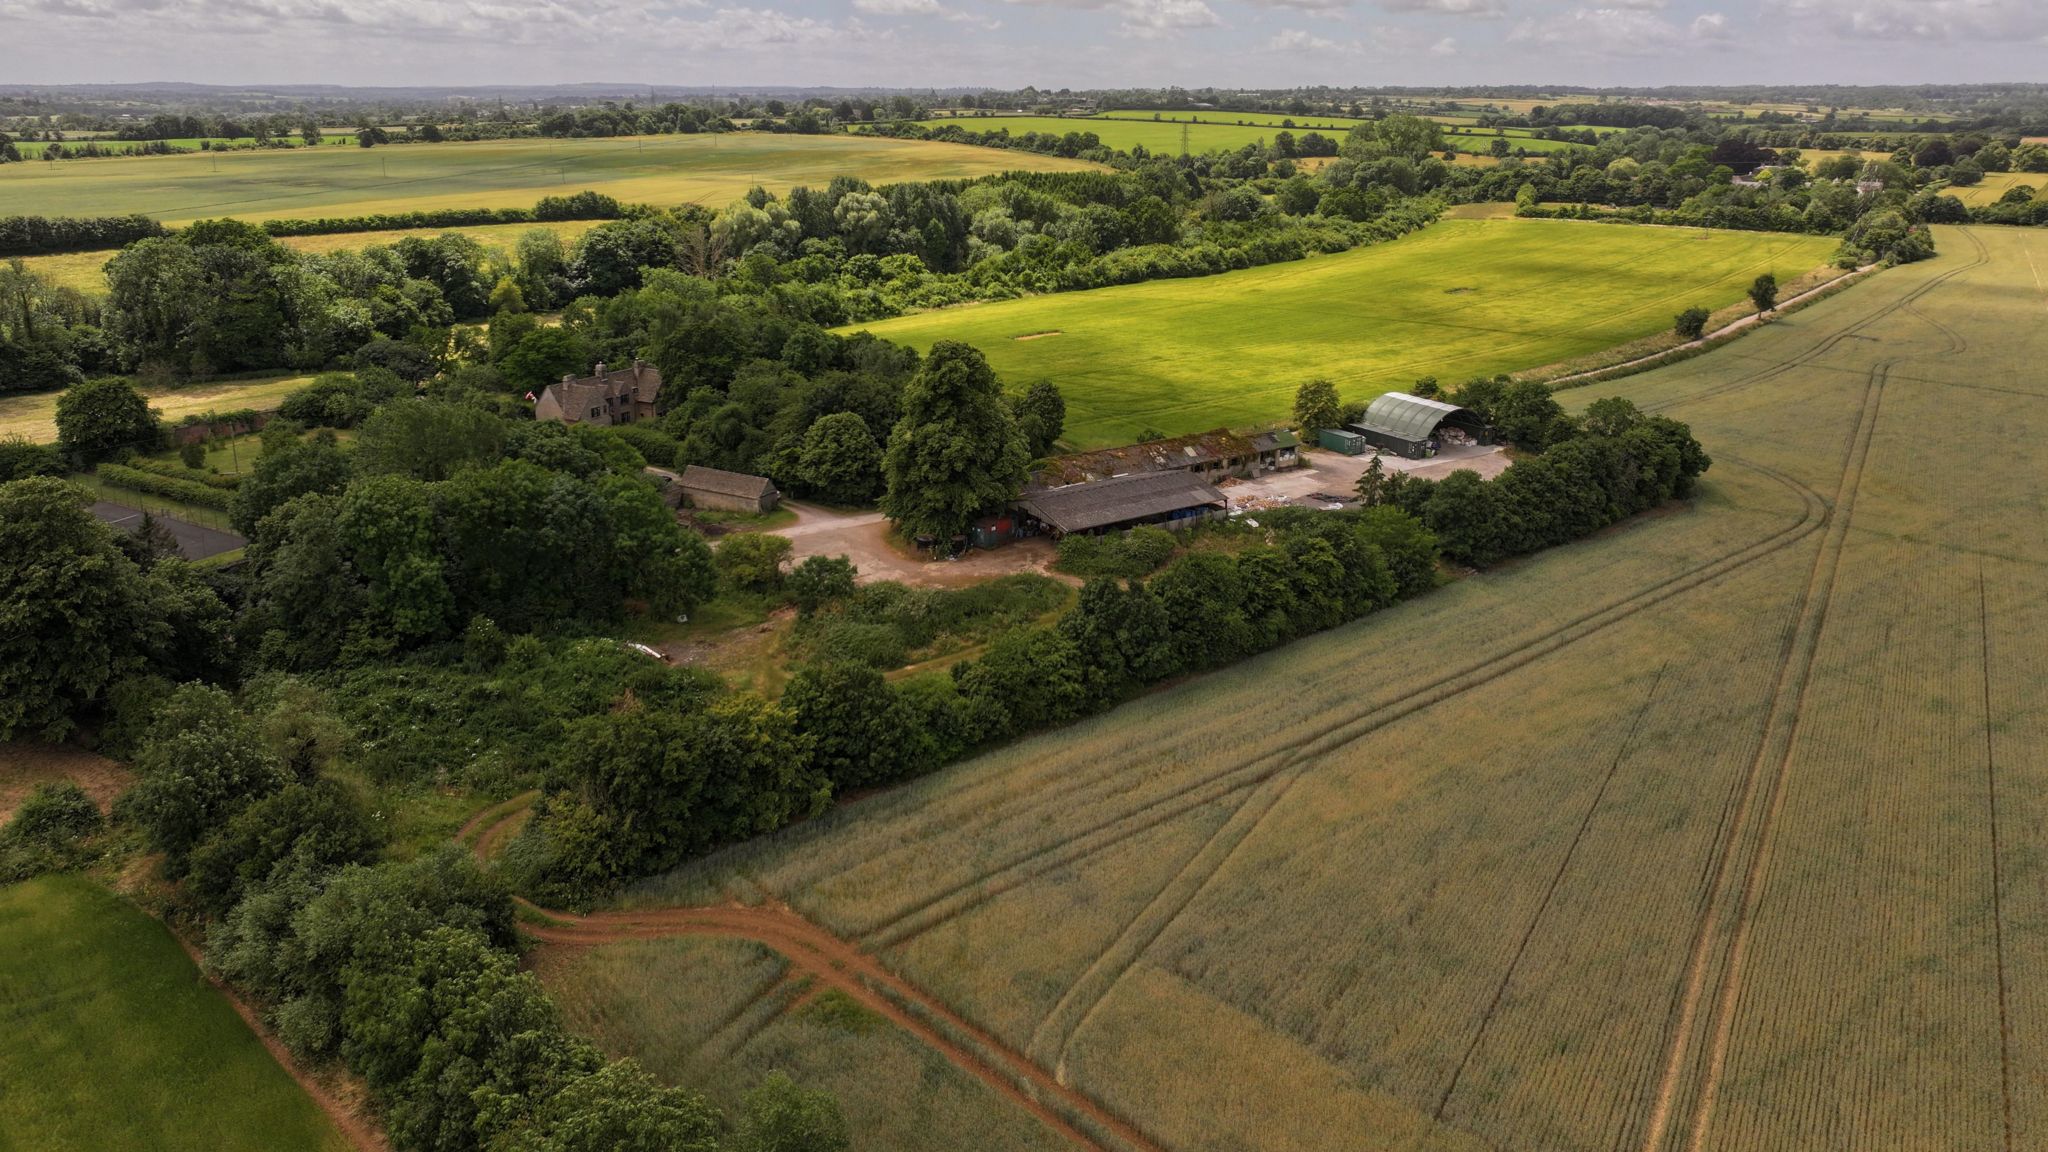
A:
[1035,427,1301,487]
[679,465,780,514]
[535,360,660,427]
[1016,471,1227,539]
[1348,393,1492,459]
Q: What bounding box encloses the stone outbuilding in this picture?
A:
[534,360,661,427]
[679,465,780,514]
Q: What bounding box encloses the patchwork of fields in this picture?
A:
[0,874,350,1152]
[848,218,1837,447]
[0,134,1102,223]
[540,225,2048,1152]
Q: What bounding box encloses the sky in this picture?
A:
[0,0,2042,90]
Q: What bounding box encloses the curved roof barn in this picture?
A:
[1354,392,1479,443]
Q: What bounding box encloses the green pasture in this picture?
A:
[0,875,349,1152]
[911,116,1292,155]
[0,134,1101,224]
[1094,108,1364,131]
[845,217,1838,447]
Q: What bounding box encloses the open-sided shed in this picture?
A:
[1016,471,1228,538]
[1348,393,1491,459]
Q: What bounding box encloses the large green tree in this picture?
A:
[55,377,159,462]
[0,477,151,739]
[879,341,1029,541]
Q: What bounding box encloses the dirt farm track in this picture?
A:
[492,224,2048,1152]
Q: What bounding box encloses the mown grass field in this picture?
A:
[596,224,2048,1152]
[0,875,349,1152]
[0,134,1102,224]
[18,219,604,295]
[847,218,1837,447]
[0,372,312,443]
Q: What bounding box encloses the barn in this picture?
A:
[1348,393,1492,459]
[679,465,780,514]
[1016,471,1227,539]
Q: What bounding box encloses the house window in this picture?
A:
[589,407,603,419]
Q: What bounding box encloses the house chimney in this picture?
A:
[593,361,606,378]
[562,374,574,384]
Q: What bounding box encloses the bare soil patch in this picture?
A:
[0,743,133,823]
[1014,330,1064,341]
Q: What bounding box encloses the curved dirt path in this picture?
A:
[523,901,1163,1152]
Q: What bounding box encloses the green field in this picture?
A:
[846,217,1837,447]
[596,225,2048,1152]
[0,875,349,1152]
[1093,109,1363,131]
[0,134,1102,224]
[912,116,1295,155]
[18,219,603,295]
[0,373,312,443]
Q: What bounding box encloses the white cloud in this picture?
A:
[1115,0,1220,37]
[1508,7,1685,52]
[1773,0,2048,40]
[1266,26,1341,47]
[1429,33,1457,53]
[1690,10,1732,37]
[1237,0,1352,13]
[853,0,938,12]
[1375,0,1506,18]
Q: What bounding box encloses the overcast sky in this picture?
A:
[1,0,2041,90]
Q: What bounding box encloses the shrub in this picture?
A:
[95,462,233,509]
[1674,305,1711,340]
[1055,525,1179,579]
[0,782,104,881]
[715,532,793,594]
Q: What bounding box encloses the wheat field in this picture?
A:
[554,224,2047,1152]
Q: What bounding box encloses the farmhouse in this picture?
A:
[1348,392,1492,459]
[679,465,780,513]
[534,360,661,427]
[1016,471,1227,539]
[1035,427,1301,486]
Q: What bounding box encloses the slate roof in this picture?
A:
[1017,471,1226,535]
[680,465,778,499]
[539,360,662,417]
[1249,429,1300,453]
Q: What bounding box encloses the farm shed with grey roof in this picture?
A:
[1348,392,1491,459]
[679,465,780,514]
[1016,471,1227,538]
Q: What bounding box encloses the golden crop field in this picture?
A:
[541,223,2048,1152]
[1948,171,2047,207]
[16,219,604,295]
[0,373,313,442]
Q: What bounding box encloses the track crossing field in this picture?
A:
[849,218,1837,447]
[536,224,2048,1152]
[0,134,1101,223]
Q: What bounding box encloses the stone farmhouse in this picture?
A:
[534,360,661,427]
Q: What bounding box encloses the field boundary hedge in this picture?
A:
[95,462,234,509]
[0,192,633,256]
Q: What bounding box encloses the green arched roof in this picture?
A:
[1357,392,1469,442]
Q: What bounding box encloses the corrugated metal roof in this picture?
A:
[1355,392,1468,443]
[1018,471,1226,535]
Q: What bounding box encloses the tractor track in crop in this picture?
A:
[1643,227,1988,417]
[1978,567,2016,1152]
[1426,664,1669,1135]
[521,901,1167,1152]
[862,455,1828,957]
[1643,227,1988,1152]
